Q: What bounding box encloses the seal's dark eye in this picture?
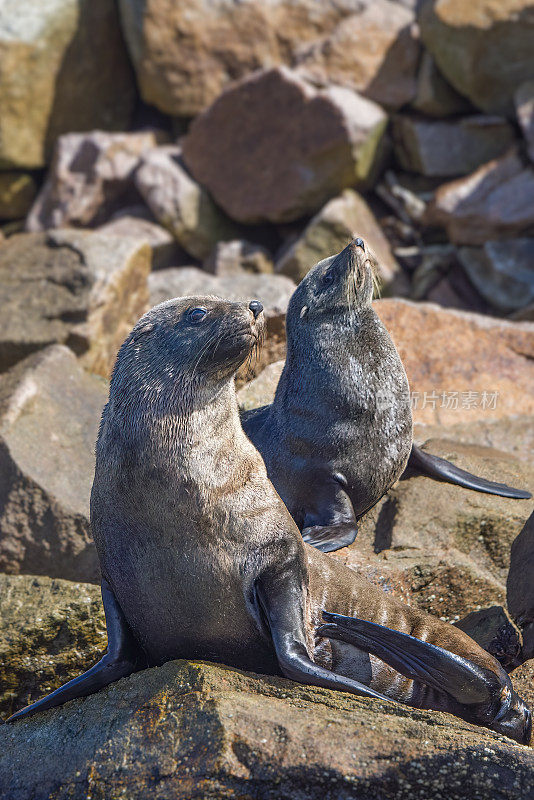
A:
[321,271,335,288]
[188,307,207,324]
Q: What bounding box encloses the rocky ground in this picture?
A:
[1,0,534,796]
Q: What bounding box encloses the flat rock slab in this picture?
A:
[0,0,135,168]
[119,0,419,116]
[0,574,104,719]
[419,0,534,116]
[0,230,151,377]
[1,659,533,799]
[182,67,388,224]
[375,299,534,426]
[0,346,105,582]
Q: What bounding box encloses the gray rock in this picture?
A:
[426,150,534,245]
[149,267,295,326]
[182,67,388,224]
[276,189,404,290]
[457,239,534,313]
[0,0,135,168]
[411,51,472,118]
[135,146,239,259]
[0,574,105,718]
[237,360,284,411]
[0,230,151,377]
[204,240,274,276]
[515,80,534,163]
[26,131,161,231]
[454,606,522,671]
[0,346,106,583]
[2,658,534,799]
[393,115,515,177]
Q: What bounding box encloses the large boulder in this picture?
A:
[98,206,187,272]
[0,230,151,377]
[0,574,104,718]
[393,115,515,177]
[182,67,388,224]
[26,131,161,231]
[0,0,135,169]
[426,150,534,245]
[2,658,534,799]
[275,189,404,289]
[375,299,534,426]
[135,146,239,260]
[419,0,534,116]
[457,239,534,314]
[0,346,105,583]
[118,0,419,116]
[411,51,472,117]
[204,240,274,276]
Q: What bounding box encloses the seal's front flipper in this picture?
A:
[408,443,531,500]
[302,476,358,553]
[254,569,390,703]
[6,579,143,722]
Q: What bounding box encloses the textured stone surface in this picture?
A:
[0,574,105,718]
[276,189,402,289]
[419,0,534,116]
[412,51,472,117]
[135,146,239,259]
[0,0,135,168]
[182,67,388,224]
[119,0,419,116]
[0,346,105,583]
[238,360,285,412]
[26,131,159,231]
[457,239,534,314]
[0,230,151,377]
[426,151,534,245]
[375,299,534,426]
[455,606,522,670]
[204,240,274,276]
[393,115,514,177]
[507,512,534,659]
[516,80,534,162]
[2,658,534,799]
[0,173,37,220]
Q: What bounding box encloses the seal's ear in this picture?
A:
[131,322,155,342]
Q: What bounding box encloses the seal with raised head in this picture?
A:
[242,238,531,553]
[6,296,531,745]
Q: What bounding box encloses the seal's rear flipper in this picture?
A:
[408,444,531,500]
[302,475,358,553]
[6,580,143,722]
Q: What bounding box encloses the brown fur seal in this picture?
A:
[6,296,531,745]
[242,238,531,553]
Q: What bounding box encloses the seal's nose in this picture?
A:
[249,300,263,319]
[353,237,365,249]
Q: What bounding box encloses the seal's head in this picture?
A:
[286,238,378,334]
[110,296,264,409]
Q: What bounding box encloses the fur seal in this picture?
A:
[242,238,531,553]
[6,295,531,745]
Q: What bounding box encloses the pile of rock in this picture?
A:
[1,0,534,795]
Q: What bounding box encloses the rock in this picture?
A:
[275,189,403,289]
[457,239,534,314]
[119,0,419,116]
[26,131,160,231]
[237,361,285,411]
[507,512,534,660]
[454,606,522,671]
[516,80,534,162]
[2,658,534,799]
[182,67,388,224]
[0,346,105,583]
[294,1,421,110]
[411,51,472,117]
[204,240,274,276]
[426,151,534,245]
[510,659,534,708]
[393,115,515,177]
[135,146,239,260]
[419,0,534,116]
[0,230,151,377]
[374,299,534,426]
[0,0,135,169]
[98,206,188,271]
[0,574,105,718]
[0,173,37,220]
